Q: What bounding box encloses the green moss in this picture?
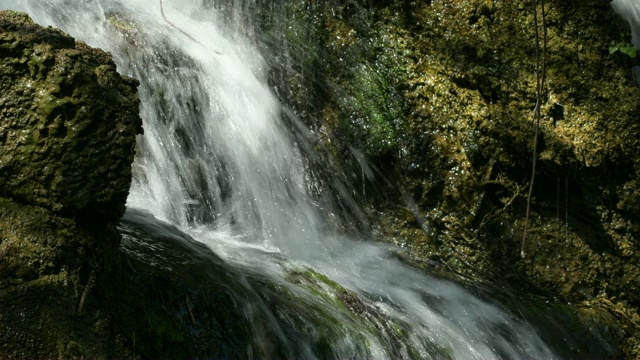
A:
[0,10,34,24]
[609,40,637,58]
[290,267,344,291]
[283,266,453,359]
[344,64,401,155]
[0,12,141,220]
[284,1,322,71]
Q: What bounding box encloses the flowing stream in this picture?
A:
[0,1,619,358]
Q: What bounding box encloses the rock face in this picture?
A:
[264,0,640,356]
[0,10,141,221]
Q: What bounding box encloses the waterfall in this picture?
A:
[1,0,588,358]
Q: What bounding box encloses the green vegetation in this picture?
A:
[609,40,637,58]
[342,64,401,156]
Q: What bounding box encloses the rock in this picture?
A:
[0,10,142,221]
[264,0,640,357]
[0,10,142,358]
[0,196,127,358]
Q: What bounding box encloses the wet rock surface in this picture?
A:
[0,196,123,358]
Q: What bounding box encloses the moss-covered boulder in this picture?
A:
[0,10,143,358]
[0,10,141,221]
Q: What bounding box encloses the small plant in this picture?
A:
[609,41,637,58]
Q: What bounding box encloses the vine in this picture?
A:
[521,0,547,258]
[159,0,222,54]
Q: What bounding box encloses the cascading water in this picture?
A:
[1,0,609,358]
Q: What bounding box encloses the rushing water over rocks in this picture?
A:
[0,0,620,358]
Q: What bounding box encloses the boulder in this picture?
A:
[0,10,142,358]
[0,10,141,221]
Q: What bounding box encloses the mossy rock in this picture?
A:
[0,11,142,221]
[0,12,145,359]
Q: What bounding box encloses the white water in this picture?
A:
[2,1,563,358]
